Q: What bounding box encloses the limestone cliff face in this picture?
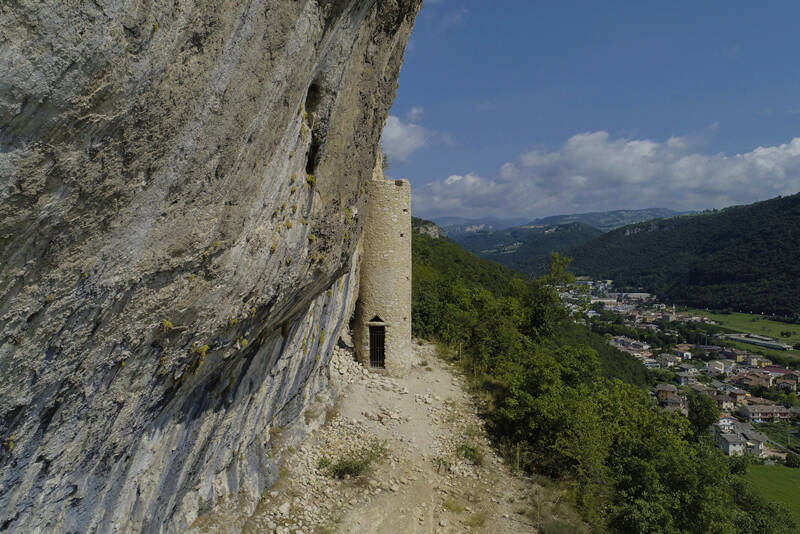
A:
[0,1,420,532]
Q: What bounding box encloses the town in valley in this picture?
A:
[564,279,800,460]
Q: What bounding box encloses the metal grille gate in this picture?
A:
[369,325,385,368]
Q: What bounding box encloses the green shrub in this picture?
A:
[729,454,750,474]
[540,519,587,534]
[443,498,464,513]
[326,442,386,479]
[329,457,368,478]
[465,512,487,528]
[457,440,484,466]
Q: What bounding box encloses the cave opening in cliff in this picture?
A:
[306,133,322,175]
[305,82,323,174]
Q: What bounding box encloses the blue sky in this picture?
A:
[382,1,800,219]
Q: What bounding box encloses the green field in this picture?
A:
[685,309,800,344]
[724,340,800,364]
[685,308,800,363]
[685,309,800,343]
[743,465,800,524]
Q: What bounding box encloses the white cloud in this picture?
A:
[413,131,800,218]
[381,116,432,162]
[407,106,425,121]
[382,113,451,163]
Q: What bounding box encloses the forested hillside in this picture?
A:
[447,208,691,277]
[411,219,796,533]
[564,194,800,316]
[412,221,644,384]
[453,222,602,273]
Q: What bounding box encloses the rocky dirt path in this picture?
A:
[239,339,540,534]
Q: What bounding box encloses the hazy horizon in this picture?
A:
[425,206,697,225]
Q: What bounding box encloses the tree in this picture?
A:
[729,455,749,475]
[786,452,800,468]
[542,252,576,288]
[688,393,719,439]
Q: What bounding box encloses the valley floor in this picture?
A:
[743,464,800,526]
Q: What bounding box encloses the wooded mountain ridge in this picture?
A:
[445,208,690,274]
[564,193,800,317]
[440,194,800,317]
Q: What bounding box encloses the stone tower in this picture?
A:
[353,165,412,376]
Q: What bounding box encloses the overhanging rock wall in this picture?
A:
[0,1,421,531]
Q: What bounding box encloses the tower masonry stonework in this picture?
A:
[353,167,412,376]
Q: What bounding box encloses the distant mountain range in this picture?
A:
[455,222,602,271]
[525,208,693,232]
[432,216,530,238]
[563,194,800,316]
[434,208,691,238]
[443,207,691,274]
[436,197,800,316]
